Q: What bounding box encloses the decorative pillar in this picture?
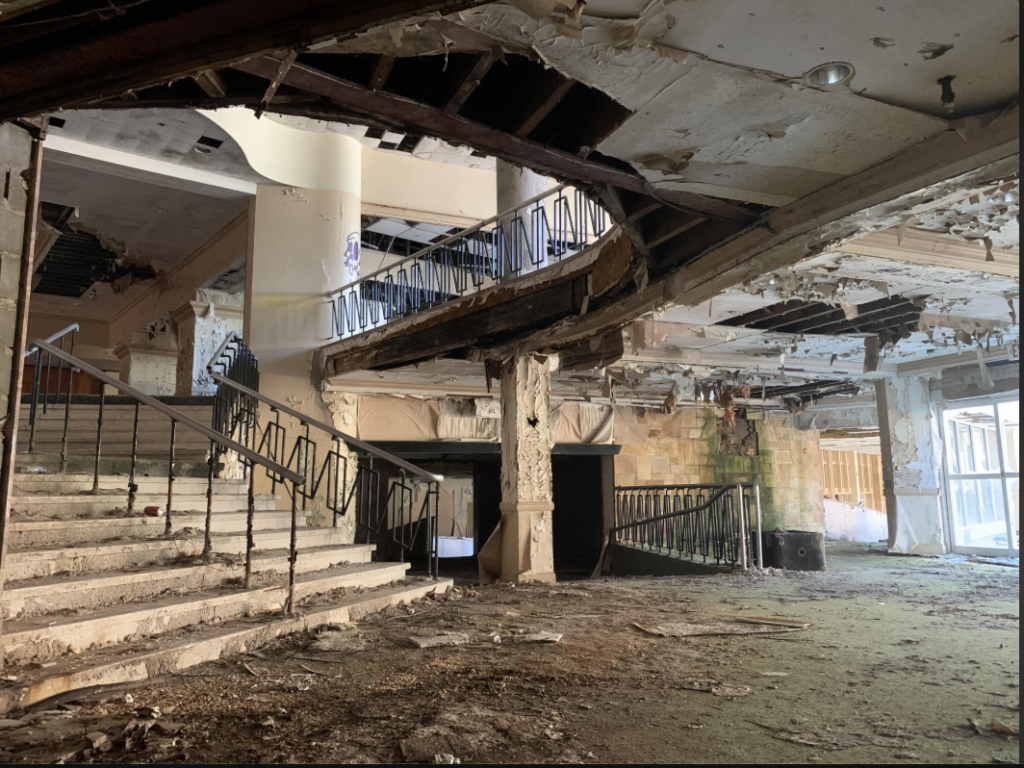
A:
[875,377,946,555]
[496,159,548,274]
[171,290,245,396]
[496,353,556,583]
[112,331,178,396]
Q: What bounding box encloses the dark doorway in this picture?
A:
[552,455,606,575]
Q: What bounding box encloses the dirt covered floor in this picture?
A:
[0,545,1018,764]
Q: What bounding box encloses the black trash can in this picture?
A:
[761,529,826,571]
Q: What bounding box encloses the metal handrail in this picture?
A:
[208,339,442,484]
[329,183,569,296]
[30,340,302,485]
[608,482,763,571]
[24,323,79,357]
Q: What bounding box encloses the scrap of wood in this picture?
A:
[240,662,259,677]
[633,620,809,638]
[515,631,562,644]
[255,50,298,119]
[731,616,813,630]
[409,633,470,649]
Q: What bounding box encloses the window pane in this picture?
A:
[997,400,1019,474]
[1007,477,1020,552]
[946,416,961,474]
[950,478,1007,548]
[946,405,998,474]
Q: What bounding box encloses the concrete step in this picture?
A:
[12,473,247,495]
[9,509,305,548]
[5,526,352,580]
[0,578,449,714]
[2,544,376,620]
[13,454,213,477]
[1,561,413,666]
[9,492,277,518]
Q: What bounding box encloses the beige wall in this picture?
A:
[361,151,496,227]
[613,407,825,532]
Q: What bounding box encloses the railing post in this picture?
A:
[754,484,764,571]
[127,402,140,513]
[736,483,748,571]
[244,461,255,588]
[285,483,299,615]
[29,349,43,452]
[92,388,105,494]
[58,333,76,472]
[203,439,215,563]
[165,421,177,535]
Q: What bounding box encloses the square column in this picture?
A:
[498,353,556,584]
[876,377,946,555]
[170,292,244,396]
[112,332,177,396]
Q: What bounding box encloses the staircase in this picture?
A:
[0,336,451,714]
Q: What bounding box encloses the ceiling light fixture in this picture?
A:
[803,62,855,89]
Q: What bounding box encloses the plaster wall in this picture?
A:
[362,150,496,226]
[245,172,361,534]
[613,407,825,532]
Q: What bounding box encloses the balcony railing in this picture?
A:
[330,183,610,339]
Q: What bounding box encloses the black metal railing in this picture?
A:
[209,334,443,577]
[330,183,610,339]
[26,339,309,613]
[24,323,79,469]
[610,483,764,570]
[209,332,260,466]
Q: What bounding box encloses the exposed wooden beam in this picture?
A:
[642,208,706,249]
[254,50,298,118]
[472,108,1020,359]
[0,0,489,121]
[193,69,228,98]
[441,52,494,115]
[368,54,396,91]
[233,56,755,225]
[514,78,575,138]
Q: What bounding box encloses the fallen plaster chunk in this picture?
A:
[409,633,471,649]
[515,631,563,644]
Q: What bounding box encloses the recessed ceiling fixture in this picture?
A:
[193,135,224,155]
[803,62,855,88]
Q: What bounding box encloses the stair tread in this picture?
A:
[0,578,449,713]
[6,526,347,558]
[2,544,375,594]
[2,562,409,636]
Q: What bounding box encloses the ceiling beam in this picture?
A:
[441,52,494,115]
[513,78,575,138]
[473,108,1019,359]
[232,56,756,225]
[254,50,298,118]
[840,226,1019,278]
[193,69,228,98]
[368,54,397,91]
[0,0,488,121]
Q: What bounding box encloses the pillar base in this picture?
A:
[480,501,556,585]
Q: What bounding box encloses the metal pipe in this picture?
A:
[165,421,176,535]
[92,389,105,494]
[29,340,303,484]
[59,332,75,472]
[127,402,140,513]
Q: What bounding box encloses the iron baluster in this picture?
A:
[92,388,105,494]
[203,440,215,562]
[165,421,177,535]
[244,462,256,588]
[285,484,299,615]
[28,349,42,452]
[127,402,140,513]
